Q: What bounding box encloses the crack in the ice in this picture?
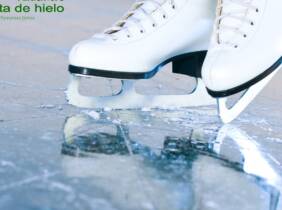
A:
[0,171,59,191]
[0,160,18,170]
[112,116,157,210]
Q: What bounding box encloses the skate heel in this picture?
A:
[172,51,207,78]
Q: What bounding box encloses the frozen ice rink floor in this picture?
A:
[0,0,282,209]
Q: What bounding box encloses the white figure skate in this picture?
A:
[66,0,217,109]
[202,0,282,123]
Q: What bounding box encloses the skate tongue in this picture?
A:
[218,0,252,45]
[104,0,167,36]
[152,0,166,4]
[121,0,166,28]
[131,0,166,18]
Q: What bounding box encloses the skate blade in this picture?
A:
[65,74,215,110]
[218,70,279,123]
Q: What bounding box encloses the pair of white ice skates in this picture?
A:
[67,0,282,123]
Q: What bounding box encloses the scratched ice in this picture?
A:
[0,0,282,209]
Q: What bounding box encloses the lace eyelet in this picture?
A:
[163,14,167,19]
[127,35,131,38]
[152,23,156,27]
[250,21,254,26]
[256,8,259,13]
[243,34,247,38]
[172,5,176,9]
[234,45,238,48]
[140,30,144,34]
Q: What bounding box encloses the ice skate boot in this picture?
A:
[202,0,282,123]
[67,0,216,109]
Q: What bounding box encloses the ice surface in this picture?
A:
[0,0,282,209]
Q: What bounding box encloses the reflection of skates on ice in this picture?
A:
[66,0,217,109]
[62,114,280,210]
[202,0,282,123]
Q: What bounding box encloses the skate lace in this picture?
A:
[102,0,176,40]
[216,0,259,48]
